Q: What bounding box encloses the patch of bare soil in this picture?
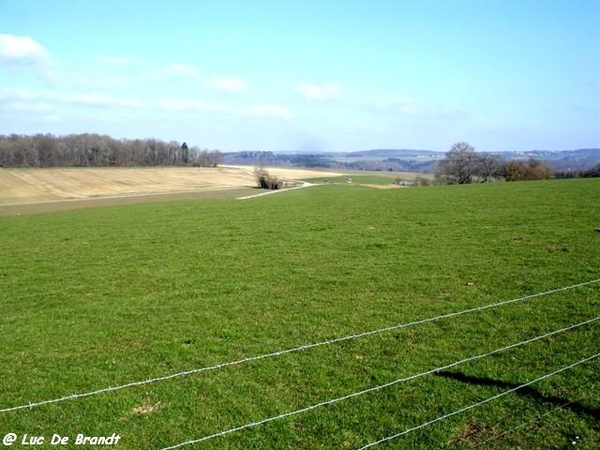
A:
[0,166,342,214]
[0,166,325,206]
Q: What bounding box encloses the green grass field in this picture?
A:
[305,171,432,186]
[1,179,599,449]
[306,174,397,185]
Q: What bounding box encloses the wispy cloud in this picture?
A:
[0,88,143,111]
[70,92,144,109]
[0,34,50,67]
[297,82,343,101]
[204,75,248,92]
[155,98,232,113]
[165,63,199,77]
[64,71,134,89]
[247,104,294,119]
[365,98,468,120]
[0,88,60,104]
[0,88,59,123]
[0,88,56,114]
[0,86,295,123]
[2,100,55,114]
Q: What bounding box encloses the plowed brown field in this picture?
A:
[0,166,342,214]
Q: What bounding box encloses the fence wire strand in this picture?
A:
[472,399,574,448]
[158,316,600,450]
[357,352,600,449]
[2,278,597,415]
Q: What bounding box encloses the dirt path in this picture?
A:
[236,182,316,200]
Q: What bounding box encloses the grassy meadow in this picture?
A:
[0,178,599,449]
[304,170,433,186]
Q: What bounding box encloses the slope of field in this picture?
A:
[0,167,248,205]
[0,166,343,214]
[0,179,599,449]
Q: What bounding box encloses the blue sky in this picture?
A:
[0,0,598,153]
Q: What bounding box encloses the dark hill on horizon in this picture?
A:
[222,148,600,173]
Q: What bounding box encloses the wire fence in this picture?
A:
[471,398,575,448]
[357,351,600,449]
[2,278,597,415]
[158,315,600,450]
[2,279,598,450]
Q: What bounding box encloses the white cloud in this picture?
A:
[297,82,343,101]
[155,98,232,113]
[0,88,59,118]
[0,88,61,103]
[3,100,55,114]
[0,84,294,128]
[165,63,199,76]
[204,75,248,92]
[0,88,143,110]
[70,93,144,109]
[366,98,468,120]
[247,104,294,119]
[60,70,134,89]
[0,34,50,66]
[0,88,235,115]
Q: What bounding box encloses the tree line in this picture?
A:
[0,134,221,168]
[222,150,435,172]
[435,142,559,184]
[554,164,600,179]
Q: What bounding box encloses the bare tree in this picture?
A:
[476,152,502,183]
[0,134,220,168]
[435,142,478,184]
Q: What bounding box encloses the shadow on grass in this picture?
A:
[435,370,600,425]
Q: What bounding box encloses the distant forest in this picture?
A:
[221,148,600,174]
[0,134,221,168]
[221,150,435,172]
